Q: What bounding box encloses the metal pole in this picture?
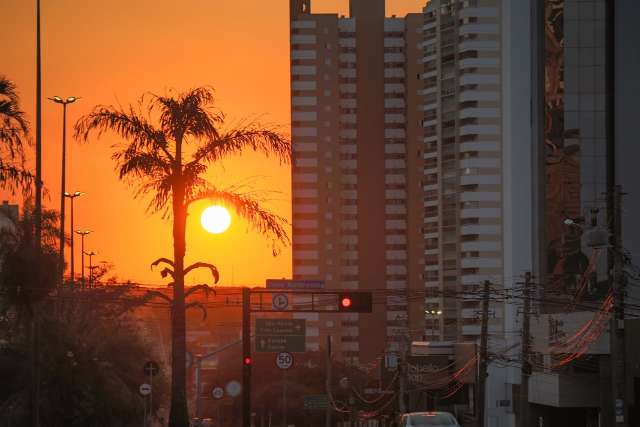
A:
[477,280,490,427]
[325,335,332,427]
[59,103,67,287]
[34,0,42,251]
[399,338,407,414]
[80,234,85,288]
[69,196,74,286]
[242,287,251,427]
[195,357,201,419]
[88,253,93,288]
[149,368,153,426]
[518,273,532,427]
[143,391,147,427]
[32,0,43,422]
[282,369,287,427]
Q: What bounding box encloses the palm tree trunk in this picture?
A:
[169,182,189,427]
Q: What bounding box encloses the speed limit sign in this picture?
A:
[275,352,294,370]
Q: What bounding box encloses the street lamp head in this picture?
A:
[48,96,79,105]
[64,191,83,198]
[84,250,97,256]
[75,229,92,236]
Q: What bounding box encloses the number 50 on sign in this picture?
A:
[275,352,294,370]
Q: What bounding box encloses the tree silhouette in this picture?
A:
[74,87,290,426]
[0,76,31,190]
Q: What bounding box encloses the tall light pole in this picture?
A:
[84,251,97,288]
[48,95,79,286]
[75,230,91,288]
[64,192,82,286]
[33,1,43,426]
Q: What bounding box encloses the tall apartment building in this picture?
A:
[289,0,426,363]
[420,0,504,343]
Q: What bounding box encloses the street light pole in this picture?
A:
[48,96,79,287]
[64,192,82,286]
[75,230,91,288]
[84,250,96,288]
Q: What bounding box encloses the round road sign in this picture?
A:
[275,352,294,370]
[139,383,152,396]
[226,380,242,397]
[211,386,224,400]
[272,293,289,311]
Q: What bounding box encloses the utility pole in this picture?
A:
[477,280,490,427]
[325,335,332,427]
[398,345,407,414]
[518,273,532,427]
[242,287,251,427]
[609,185,627,427]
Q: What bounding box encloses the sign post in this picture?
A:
[275,352,294,427]
[143,361,159,425]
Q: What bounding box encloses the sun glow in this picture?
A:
[201,206,232,234]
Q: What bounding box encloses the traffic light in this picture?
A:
[243,356,252,366]
[338,292,372,313]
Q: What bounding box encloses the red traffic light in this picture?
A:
[337,292,372,313]
[243,356,252,366]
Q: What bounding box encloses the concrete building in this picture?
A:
[419,1,537,426]
[420,0,504,343]
[289,0,426,363]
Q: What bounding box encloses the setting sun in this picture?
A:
[201,205,231,234]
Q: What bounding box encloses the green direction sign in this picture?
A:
[304,395,329,411]
[256,319,305,336]
[256,335,305,352]
[255,319,306,352]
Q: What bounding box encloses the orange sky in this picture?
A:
[0,0,426,286]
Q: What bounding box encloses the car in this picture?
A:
[399,411,461,427]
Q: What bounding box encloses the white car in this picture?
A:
[399,411,461,427]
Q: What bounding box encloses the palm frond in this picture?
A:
[112,147,171,180]
[188,187,290,255]
[151,257,175,270]
[151,87,222,145]
[185,301,207,321]
[184,263,219,283]
[142,290,173,305]
[0,76,29,137]
[184,284,216,299]
[189,119,291,166]
[0,163,33,193]
[73,104,172,160]
[133,174,174,215]
[0,76,30,191]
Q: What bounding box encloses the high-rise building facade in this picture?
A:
[420,0,504,343]
[289,0,426,362]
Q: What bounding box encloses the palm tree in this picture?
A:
[74,87,290,426]
[0,76,30,190]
